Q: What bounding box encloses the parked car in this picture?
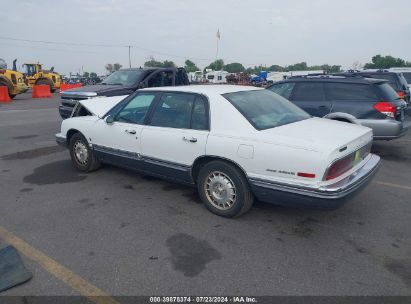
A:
[267,75,411,140]
[56,85,380,217]
[338,70,410,103]
[389,68,411,89]
[59,67,189,119]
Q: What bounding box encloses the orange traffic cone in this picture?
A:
[0,86,11,103]
[32,85,51,98]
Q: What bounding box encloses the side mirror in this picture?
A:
[105,115,114,124]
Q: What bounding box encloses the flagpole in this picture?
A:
[215,32,219,62]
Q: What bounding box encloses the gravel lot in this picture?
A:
[0,92,410,299]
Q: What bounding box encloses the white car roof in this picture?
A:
[139,85,262,95]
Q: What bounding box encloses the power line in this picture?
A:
[0,35,264,66]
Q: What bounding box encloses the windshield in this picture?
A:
[102,70,143,86]
[223,89,310,130]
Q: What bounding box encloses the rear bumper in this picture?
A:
[249,154,381,209]
[358,118,411,140]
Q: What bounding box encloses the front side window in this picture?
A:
[324,83,378,101]
[223,89,310,130]
[148,71,174,87]
[291,82,325,101]
[115,93,157,124]
[267,82,295,99]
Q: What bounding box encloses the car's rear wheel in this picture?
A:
[69,133,100,172]
[197,160,254,217]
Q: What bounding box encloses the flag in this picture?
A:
[216,29,220,39]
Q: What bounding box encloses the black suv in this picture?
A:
[59,67,189,119]
[267,75,411,140]
[338,70,410,103]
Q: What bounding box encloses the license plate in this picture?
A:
[354,150,361,161]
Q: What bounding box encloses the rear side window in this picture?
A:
[191,96,208,130]
[402,72,411,83]
[365,74,399,90]
[267,82,295,99]
[377,83,401,101]
[148,71,174,87]
[324,83,378,101]
[291,82,325,101]
[149,93,209,130]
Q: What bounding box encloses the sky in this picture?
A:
[1,0,410,75]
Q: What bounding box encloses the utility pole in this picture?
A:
[128,45,132,68]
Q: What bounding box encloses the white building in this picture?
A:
[205,70,229,84]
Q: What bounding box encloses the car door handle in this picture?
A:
[318,105,328,109]
[125,129,136,135]
[183,136,197,143]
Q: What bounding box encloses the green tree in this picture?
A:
[205,59,224,71]
[144,57,163,67]
[224,62,245,73]
[364,55,409,69]
[286,62,308,71]
[113,63,122,71]
[162,60,176,68]
[90,72,97,78]
[268,65,284,72]
[105,63,122,74]
[83,72,90,78]
[184,59,200,73]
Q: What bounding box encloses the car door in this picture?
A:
[89,92,158,168]
[323,82,379,118]
[289,82,331,117]
[140,92,209,183]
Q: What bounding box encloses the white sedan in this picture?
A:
[56,85,380,217]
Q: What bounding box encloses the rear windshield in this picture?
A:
[377,83,401,101]
[101,70,143,86]
[222,89,310,130]
[402,72,411,83]
[366,73,399,90]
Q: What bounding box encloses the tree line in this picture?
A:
[102,54,411,75]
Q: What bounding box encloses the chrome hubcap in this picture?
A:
[205,171,236,210]
[73,141,88,165]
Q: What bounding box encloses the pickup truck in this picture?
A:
[59,67,189,119]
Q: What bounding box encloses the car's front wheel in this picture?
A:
[69,133,100,172]
[197,160,254,217]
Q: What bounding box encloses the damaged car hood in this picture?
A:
[79,95,128,117]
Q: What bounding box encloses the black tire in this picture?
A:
[197,160,254,217]
[69,133,100,172]
[36,78,54,93]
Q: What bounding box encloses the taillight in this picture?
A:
[374,101,396,118]
[325,143,371,181]
[397,91,406,100]
[325,156,353,181]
